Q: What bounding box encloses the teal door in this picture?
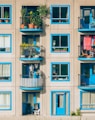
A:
[56,93,66,115]
[81,64,95,85]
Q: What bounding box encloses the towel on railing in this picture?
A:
[83,36,92,50]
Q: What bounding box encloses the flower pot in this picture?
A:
[0,20,2,23]
[20,24,24,29]
[34,25,38,29]
[28,23,34,28]
[5,19,9,23]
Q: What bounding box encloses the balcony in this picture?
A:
[78,74,95,90]
[20,17,43,33]
[78,17,95,32]
[19,44,44,61]
[78,46,95,61]
[20,76,43,91]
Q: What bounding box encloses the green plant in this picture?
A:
[71,111,76,116]
[37,5,49,18]
[76,108,81,116]
[31,12,42,27]
[4,11,9,18]
[21,8,27,17]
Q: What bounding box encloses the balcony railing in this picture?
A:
[20,76,43,90]
[78,46,95,60]
[20,45,45,61]
[78,74,95,90]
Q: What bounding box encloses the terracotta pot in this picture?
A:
[0,20,2,23]
[28,23,34,28]
[34,25,38,29]
[5,19,9,23]
[20,24,24,29]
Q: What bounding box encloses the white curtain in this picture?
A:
[91,93,95,108]
[3,64,10,77]
[36,93,40,103]
[66,93,68,115]
[0,36,10,49]
[82,92,90,108]
[52,93,56,115]
[0,65,2,77]
[5,36,10,48]
[0,93,10,109]
[28,94,34,107]
[0,36,4,48]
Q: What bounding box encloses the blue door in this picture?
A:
[81,64,95,85]
[56,93,66,115]
[83,8,91,28]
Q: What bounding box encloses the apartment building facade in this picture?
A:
[0,0,95,120]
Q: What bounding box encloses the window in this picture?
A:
[51,5,70,24]
[0,91,12,110]
[0,34,12,53]
[0,63,11,81]
[51,62,70,81]
[51,91,70,115]
[80,91,95,110]
[51,34,70,53]
[0,5,12,24]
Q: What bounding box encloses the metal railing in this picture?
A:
[20,76,43,88]
[78,74,95,87]
[20,45,45,58]
[78,46,95,58]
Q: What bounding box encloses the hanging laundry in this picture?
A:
[83,36,92,50]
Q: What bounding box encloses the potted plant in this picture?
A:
[33,13,43,28]
[20,8,27,28]
[28,11,34,28]
[37,5,49,18]
[4,11,9,23]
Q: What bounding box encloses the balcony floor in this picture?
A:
[20,86,43,91]
[78,85,95,90]
[78,28,95,33]
[78,57,95,61]
[20,28,43,32]
[19,57,43,61]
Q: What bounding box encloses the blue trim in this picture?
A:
[19,57,43,61]
[20,28,43,32]
[0,5,12,24]
[50,5,70,24]
[0,91,12,110]
[50,90,70,116]
[20,86,43,91]
[50,34,70,53]
[0,34,12,53]
[80,90,95,110]
[78,86,95,90]
[0,62,12,82]
[50,62,70,82]
[78,57,95,61]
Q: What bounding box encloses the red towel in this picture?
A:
[83,36,92,50]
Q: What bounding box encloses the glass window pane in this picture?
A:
[52,93,56,115]
[52,7,59,18]
[0,36,4,48]
[52,64,59,75]
[61,36,68,47]
[4,7,10,18]
[3,64,10,78]
[61,64,68,75]
[52,36,59,47]
[92,65,95,74]
[61,7,68,18]
[0,93,10,109]
[0,7,1,18]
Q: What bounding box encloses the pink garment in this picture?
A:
[83,36,92,50]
